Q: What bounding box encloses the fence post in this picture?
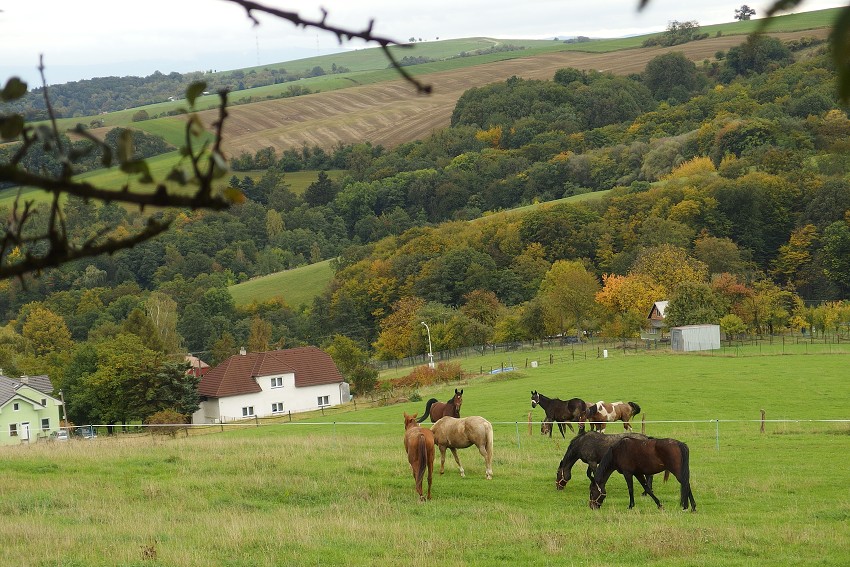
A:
[641,414,646,435]
[527,412,532,436]
[515,422,520,448]
[760,409,766,433]
[715,419,720,451]
[255,415,259,427]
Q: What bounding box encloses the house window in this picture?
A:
[41,418,50,431]
[9,424,17,437]
[270,377,283,388]
[272,402,284,414]
[41,399,47,406]
[242,406,255,417]
[317,395,329,407]
[13,402,19,411]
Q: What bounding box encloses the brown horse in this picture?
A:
[431,416,494,480]
[589,436,696,511]
[585,400,641,431]
[417,388,463,423]
[403,412,435,501]
[531,391,587,437]
[555,431,649,490]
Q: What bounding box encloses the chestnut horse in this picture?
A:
[589,436,696,511]
[531,391,587,438]
[403,412,435,501]
[417,389,463,423]
[585,400,641,431]
[431,416,493,480]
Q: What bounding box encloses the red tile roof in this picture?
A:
[197,347,344,398]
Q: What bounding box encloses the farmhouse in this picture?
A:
[0,374,63,446]
[643,300,668,340]
[192,346,348,424]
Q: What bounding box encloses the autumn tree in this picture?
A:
[664,282,730,327]
[372,296,426,360]
[538,260,599,337]
[630,244,709,297]
[247,316,272,352]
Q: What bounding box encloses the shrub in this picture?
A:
[145,409,187,437]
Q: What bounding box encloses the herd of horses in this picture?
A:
[403,387,696,512]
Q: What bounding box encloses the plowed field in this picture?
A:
[198,29,830,155]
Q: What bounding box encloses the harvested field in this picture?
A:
[195,29,830,155]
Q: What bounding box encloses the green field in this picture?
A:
[2,348,848,566]
[228,258,335,307]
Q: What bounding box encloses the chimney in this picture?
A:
[20,375,28,384]
[239,347,247,356]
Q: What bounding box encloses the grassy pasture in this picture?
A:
[2,349,848,566]
[228,258,335,308]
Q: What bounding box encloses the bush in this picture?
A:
[390,362,465,390]
[145,409,187,437]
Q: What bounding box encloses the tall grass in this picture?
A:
[2,350,848,566]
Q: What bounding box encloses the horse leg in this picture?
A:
[426,446,434,500]
[450,447,464,478]
[438,446,447,475]
[558,421,566,438]
[476,442,492,480]
[566,421,575,433]
[635,474,662,509]
[585,464,595,481]
[624,474,636,509]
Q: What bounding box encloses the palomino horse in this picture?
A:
[403,412,435,501]
[531,391,587,437]
[585,400,641,431]
[431,416,494,480]
[555,431,649,489]
[589,436,696,511]
[417,389,463,423]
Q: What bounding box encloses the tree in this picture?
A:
[247,316,272,352]
[643,52,700,102]
[735,5,756,20]
[21,305,73,357]
[538,260,599,337]
[664,282,729,327]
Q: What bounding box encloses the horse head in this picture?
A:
[453,389,463,415]
[585,403,598,418]
[589,482,607,509]
[555,466,570,490]
[403,412,419,430]
[531,390,539,408]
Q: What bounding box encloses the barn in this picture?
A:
[670,324,721,352]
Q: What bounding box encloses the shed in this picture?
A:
[670,324,721,352]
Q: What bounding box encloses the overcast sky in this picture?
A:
[1,0,845,86]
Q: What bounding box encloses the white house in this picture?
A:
[192,347,348,424]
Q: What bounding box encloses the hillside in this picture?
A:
[190,29,830,156]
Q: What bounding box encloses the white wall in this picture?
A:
[193,371,345,424]
[671,324,721,352]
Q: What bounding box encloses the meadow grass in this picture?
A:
[2,349,849,566]
[228,259,335,308]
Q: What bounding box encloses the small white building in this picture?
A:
[670,324,721,352]
[192,347,348,424]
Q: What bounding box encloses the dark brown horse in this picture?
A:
[589,436,696,511]
[417,389,463,423]
[531,391,587,438]
[585,400,641,432]
[555,431,649,489]
[404,412,435,501]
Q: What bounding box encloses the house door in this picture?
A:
[20,422,30,442]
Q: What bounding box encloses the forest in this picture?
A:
[2,33,850,426]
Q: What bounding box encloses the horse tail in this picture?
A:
[678,441,692,510]
[628,401,641,416]
[416,432,427,491]
[417,399,438,423]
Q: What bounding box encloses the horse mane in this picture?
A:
[594,442,618,485]
[628,401,641,415]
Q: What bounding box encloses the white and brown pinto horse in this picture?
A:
[585,401,641,431]
[430,415,494,480]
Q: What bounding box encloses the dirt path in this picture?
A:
[202,29,829,155]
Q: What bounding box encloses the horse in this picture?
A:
[531,391,587,438]
[589,436,696,511]
[585,400,641,431]
[430,416,494,480]
[403,412,435,501]
[555,431,650,489]
[417,389,463,423]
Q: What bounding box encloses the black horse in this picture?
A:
[555,431,650,489]
[589,436,696,511]
[417,389,463,423]
[531,390,587,438]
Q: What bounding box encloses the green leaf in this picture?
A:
[117,129,134,163]
[1,78,27,102]
[120,159,153,184]
[0,115,25,140]
[186,81,207,106]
